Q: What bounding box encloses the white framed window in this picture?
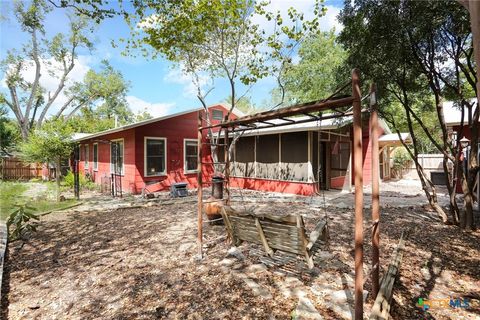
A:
[110,139,124,175]
[211,109,224,121]
[144,137,167,177]
[93,143,98,171]
[84,144,89,169]
[184,139,198,173]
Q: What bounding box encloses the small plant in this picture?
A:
[7,204,40,241]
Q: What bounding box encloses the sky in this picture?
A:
[0,0,345,119]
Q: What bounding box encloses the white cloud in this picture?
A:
[322,6,343,33]
[163,66,211,98]
[126,95,175,118]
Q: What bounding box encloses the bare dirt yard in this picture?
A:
[2,189,480,319]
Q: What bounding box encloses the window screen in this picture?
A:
[212,109,224,120]
[232,136,255,177]
[145,138,166,176]
[331,141,350,178]
[84,145,89,169]
[256,134,279,179]
[280,132,308,181]
[93,144,98,170]
[110,141,124,175]
[184,140,198,172]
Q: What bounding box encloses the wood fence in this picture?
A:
[0,158,43,181]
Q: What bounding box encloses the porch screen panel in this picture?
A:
[331,141,350,178]
[281,132,308,181]
[232,136,255,178]
[256,134,279,179]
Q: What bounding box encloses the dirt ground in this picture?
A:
[1,190,480,319]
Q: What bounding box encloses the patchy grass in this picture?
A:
[0,181,77,221]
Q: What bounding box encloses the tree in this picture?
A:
[0,1,131,140]
[0,107,21,153]
[279,29,347,104]
[222,95,259,114]
[125,0,326,166]
[339,0,478,229]
[20,119,75,202]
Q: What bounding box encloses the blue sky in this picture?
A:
[0,0,344,119]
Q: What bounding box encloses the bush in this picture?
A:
[392,147,412,178]
[7,204,39,241]
[63,170,98,191]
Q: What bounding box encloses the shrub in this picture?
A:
[63,170,98,191]
[7,204,39,241]
[392,147,412,178]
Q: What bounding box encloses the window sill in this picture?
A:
[184,170,198,174]
[145,173,167,177]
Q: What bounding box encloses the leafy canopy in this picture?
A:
[20,119,75,163]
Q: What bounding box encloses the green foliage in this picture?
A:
[124,0,326,112]
[0,106,21,152]
[19,119,74,164]
[6,204,39,241]
[63,170,97,190]
[338,0,474,153]
[277,29,347,104]
[393,147,412,171]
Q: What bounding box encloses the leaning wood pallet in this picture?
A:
[220,206,328,269]
[370,231,407,320]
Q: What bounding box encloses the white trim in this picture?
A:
[110,138,125,176]
[93,143,98,171]
[144,136,167,177]
[183,139,199,174]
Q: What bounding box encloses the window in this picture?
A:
[93,143,98,171]
[184,140,198,173]
[145,137,166,176]
[110,140,124,175]
[212,109,224,121]
[84,145,89,169]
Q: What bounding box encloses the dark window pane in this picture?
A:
[212,109,224,120]
[145,139,166,175]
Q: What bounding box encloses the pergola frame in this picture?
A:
[196,69,380,318]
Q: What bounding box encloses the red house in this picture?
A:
[74,105,238,194]
[75,104,397,196]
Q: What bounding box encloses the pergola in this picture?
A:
[196,69,381,318]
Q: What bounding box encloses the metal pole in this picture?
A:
[370,83,380,299]
[224,124,231,205]
[197,111,204,259]
[352,69,364,319]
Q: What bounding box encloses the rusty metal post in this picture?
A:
[197,111,203,259]
[370,83,380,299]
[352,69,364,319]
[224,125,231,205]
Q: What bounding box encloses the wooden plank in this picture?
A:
[370,231,406,320]
[306,220,327,251]
[199,96,354,130]
[255,217,274,257]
